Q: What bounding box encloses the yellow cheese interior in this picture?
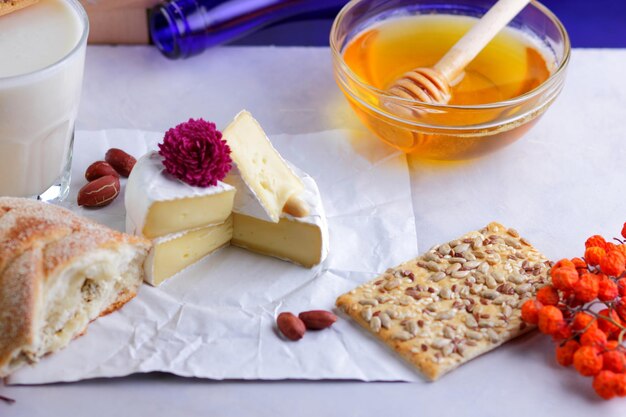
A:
[143,188,235,238]
[151,217,233,285]
[231,213,322,268]
[223,111,304,222]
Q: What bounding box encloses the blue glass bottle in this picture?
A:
[150,0,347,59]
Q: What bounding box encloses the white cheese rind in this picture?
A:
[125,151,235,238]
[223,110,304,223]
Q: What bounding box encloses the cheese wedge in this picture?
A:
[231,166,329,268]
[144,217,233,286]
[126,152,235,238]
[223,110,304,223]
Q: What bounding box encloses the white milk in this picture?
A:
[0,0,87,198]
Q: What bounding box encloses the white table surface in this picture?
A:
[3,46,626,416]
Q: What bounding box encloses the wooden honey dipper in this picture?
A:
[388,0,531,105]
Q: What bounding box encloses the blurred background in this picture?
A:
[233,0,625,47]
[85,0,624,47]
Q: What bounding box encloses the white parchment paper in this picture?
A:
[9,128,421,384]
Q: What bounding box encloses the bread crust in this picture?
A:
[0,0,39,17]
[0,197,150,377]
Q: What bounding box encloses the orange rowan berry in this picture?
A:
[551,267,579,291]
[593,370,618,400]
[616,244,626,259]
[580,327,608,347]
[586,235,607,250]
[597,309,621,337]
[553,259,576,270]
[600,251,626,277]
[552,321,572,341]
[585,246,607,267]
[573,273,599,303]
[615,296,626,322]
[622,223,626,240]
[571,257,588,272]
[521,299,543,325]
[556,340,580,367]
[615,373,626,397]
[598,276,619,302]
[572,312,597,332]
[537,305,564,335]
[606,242,618,253]
[574,346,604,376]
[536,285,560,306]
[618,278,626,297]
[603,350,626,373]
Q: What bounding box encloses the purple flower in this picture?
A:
[158,118,232,187]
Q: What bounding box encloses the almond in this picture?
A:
[85,161,119,181]
[105,148,136,177]
[77,175,121,208]
[298,310,337,330]
[277,312,306,341]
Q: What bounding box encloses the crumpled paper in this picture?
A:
[10,128,422,384]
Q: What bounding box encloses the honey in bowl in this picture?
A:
[338,13,562,159]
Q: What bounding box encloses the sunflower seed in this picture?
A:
[452,270,471,279]
[464,252,477,261]
[465,314,478,328]
[406,320,419,336]
[384,279,401,290]
[359,298,378,306]
[427,304,439,312]
[520,237,531,246]
[425,261,442,272]
[503,305,513,318]
[430,272,446,282]
[487,329,499,343]
[393,330,414,341]
[492,271,506,283]
[453,243,470,254]
[432,339,451,349]
[361,307,373,321]
[442,343,454,356]
[481,289,499,300]
[508,274,525,284]
[504,236,522,249]
[463,261,481,269]
[515,283,532,294]
[507,228,520,238]
[478,262,490,274]
[385,309,399,319]
[370,316,382,332]
[439,287,453,299]
[446,263,462,274]
[380,313,391,329]
[443,326,455,339]
[449,257,466,264]
[479,320,495,328]
[466,330,483,340]
[438,244,452,255]
[436,311,455,320]
[486,275,498,289]
[424,252,440,262]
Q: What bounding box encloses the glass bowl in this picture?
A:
[330,0,570,160]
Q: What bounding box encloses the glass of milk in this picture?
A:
[0,0,89,201]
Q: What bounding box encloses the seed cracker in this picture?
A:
[336,222,552,381]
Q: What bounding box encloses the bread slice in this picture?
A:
[336,222,552,380]
[0,0,39,17]
[0,197,151,377]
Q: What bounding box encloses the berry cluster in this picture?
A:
[521,224,626,400]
